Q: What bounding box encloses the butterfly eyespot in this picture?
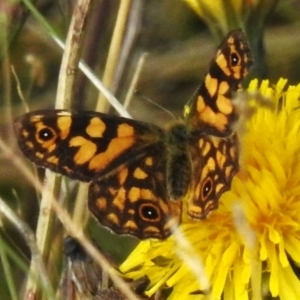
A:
[230,52,240,66]
[37,127,56,141]
[202,177,213,200]
[139,203,160,222]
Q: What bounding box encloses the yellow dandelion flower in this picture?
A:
[184,0,257,33]
[120,79,300,300]
[184,0,228,32]
[183,0,278,39]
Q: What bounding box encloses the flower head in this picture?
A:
[183,0,278,40]
[120,79,300,300]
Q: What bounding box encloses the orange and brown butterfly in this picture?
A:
[14,29,252,240]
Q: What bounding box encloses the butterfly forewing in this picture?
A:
[186,29,253,136]
[14,110,165,182]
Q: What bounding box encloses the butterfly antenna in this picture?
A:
[135,90,177,120]
[184,84,200,117]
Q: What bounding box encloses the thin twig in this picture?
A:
[96,0,132,112]
[124,52,148,109]
[0,197,55,300]
[22,0,132,118]
[2,21,14,146]
[55,0,92,110]
[24,172,61,299]
[72,182,89,225]
[0,234,18,300]
[11,66,29,112]
[112,0,143,93]
[24,1,93,298]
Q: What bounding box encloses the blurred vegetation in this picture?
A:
[1,0,300,299]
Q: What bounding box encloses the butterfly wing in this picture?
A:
[14,110,181,239]
[185,29,253,136]
[187,134,238,219]
[185,29,251,219]
[14,110,165,182]
[88,144,182,239]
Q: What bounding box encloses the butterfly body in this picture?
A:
[14,29,252,239]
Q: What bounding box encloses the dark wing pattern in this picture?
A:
[88,144,181,239]
[184,29,252,219]
[185,29,253,136]
[14,29,252,240]
[14,110,181,239]
[187,133,239,219]
[14,110,164,181]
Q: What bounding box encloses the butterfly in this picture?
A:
[14,29,252,240]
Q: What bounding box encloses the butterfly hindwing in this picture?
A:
[187,133,239,219]
[88,146,182,239]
